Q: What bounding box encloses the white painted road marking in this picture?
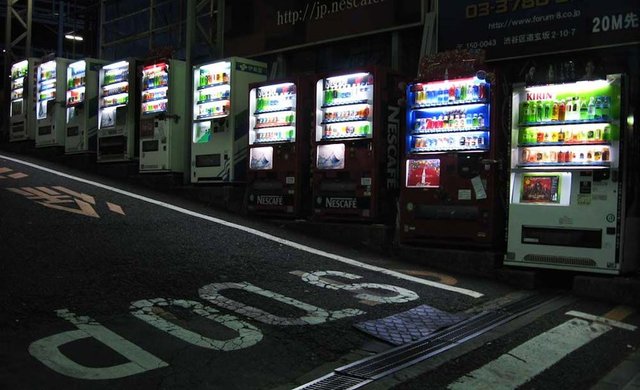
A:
[0,154,483,298]
[28,309,167,380]
[130,298,263,350]
[299,270,420,304]
[566,310,638,331]
[447,318,612,390]
[199,281,365,325]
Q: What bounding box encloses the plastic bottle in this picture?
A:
[536,101,543,122]
[580,99,589,120]
[558,100,566,121]
[544,101,552,121]
[601,96,610,120]
[587,97,596,119]
[594,97,603,119]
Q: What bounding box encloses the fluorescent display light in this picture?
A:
[65,34,83,41]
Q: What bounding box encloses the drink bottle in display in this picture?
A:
[594,97,602,119]
[601,96,610,119]
[580,99,588,119]
[558,101,566,121]
[587,97,595,119]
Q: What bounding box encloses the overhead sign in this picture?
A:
[225,0,424,56]
[438,0,640,60]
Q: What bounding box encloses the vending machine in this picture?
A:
[9,58,39,142]
[97,59,139,163]
[191,57,267,183]
[504,74,632,274]
[312,69,402,222]
[398,74,499,246]
[139,59,186,173]
[36,58,70,148]
[65,58,107,154]
[246,78,312,217]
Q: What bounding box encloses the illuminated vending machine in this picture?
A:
[9,58,39,142]
[97,59,139,162]
[312,69,401,222]
[246,78,312,217]
[65,58,107,154]
[505,74,633,274]
[191,57,267,183]
[399,74,498,246]
[36,58,71,148]
[139,59,186,173]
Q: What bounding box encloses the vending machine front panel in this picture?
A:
[505,74,625,273]
[399,74,497,246]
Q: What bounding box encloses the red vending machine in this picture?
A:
[246,78,312,217]
[399,71,500,246]
[312,69,402,222]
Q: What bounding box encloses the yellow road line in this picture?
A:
[604,305,635,322]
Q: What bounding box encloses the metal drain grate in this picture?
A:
[295,293,560,390]
[293,373,371,390]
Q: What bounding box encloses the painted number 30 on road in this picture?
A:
[28,270,419,380]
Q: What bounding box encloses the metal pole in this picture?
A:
[58,0,64,57]
[26,0,32,58]
[3,0,13,141]
[98,0,104,58]
[216,0,224,57]
[184,0,195,184]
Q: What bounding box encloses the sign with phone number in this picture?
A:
[438,0,640,60]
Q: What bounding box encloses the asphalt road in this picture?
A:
[0,152,638,390]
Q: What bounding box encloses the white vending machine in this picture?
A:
[65,58,107,154]
[36,58,70,148]
[139,59,187,173]
[9,58,39,142]
[97,59,139,162]
[191,57,267,183]
[505,74,633,274]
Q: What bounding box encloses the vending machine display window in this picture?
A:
[512,78,619,171]
[10,60,28,117]
[316,72,373,142]
[249,146,274,170]
[250,82,297,145]
[407,77,491,154]
[100,61,130,117]
[194,61,231,120]
[37,60,57,120]
[406,159,440,188]
[141,63,169,115]
[66,61,86,108]
[316,143,345,170]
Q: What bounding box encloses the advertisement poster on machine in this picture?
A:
[438,0,640,60]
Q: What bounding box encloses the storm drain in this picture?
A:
[354,304,469,346]
[294,293,561,390]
